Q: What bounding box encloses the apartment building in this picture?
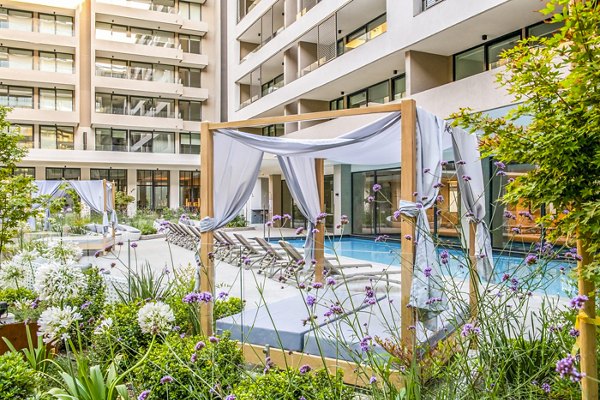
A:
[4,0,218,213]
[227,0,562,247]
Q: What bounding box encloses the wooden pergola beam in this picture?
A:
[199,121,214,336]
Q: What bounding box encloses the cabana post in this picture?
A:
[315,158,325,283]
[400,99,417,348]
[200,121,215,336]
[469,221,478,318]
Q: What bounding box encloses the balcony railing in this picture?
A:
[98,0,177,14]
[96,65,179,84]
[97,106,177,119]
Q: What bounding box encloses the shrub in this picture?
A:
[133,332,244,400]
[226,214,247,228]
[0,351,38,400]
[0,287,35,304]
[233,368,353,400]
[215,297,244,320]
[92,301,147,361]
[73,267,107,340]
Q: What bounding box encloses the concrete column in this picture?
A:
[170,170,180,209]
[283,47,298,85]
[77,0,92,151]
[298,41,317,78]
[405,50,452,96]
[127,168,137,216]
[268,174,282,222]
[298,99,328,129]
[284,101,298,134]
[284,0,298,27]
[35,166,45,180]
[80,168,90,180]
[333,164,352,235]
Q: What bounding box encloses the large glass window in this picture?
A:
[137,170,169,210]
[39,14,73,36]
[180,132,200,154]
[40,89,74,111]
[179,100,201,121]
[527,20,563,38]
[392,75,406,100]
[351,168,400,235]
[179,67,201,87]
[130,131,174,153]
[130,96,153,116]
[5,9,33,32]
[0,85,33,108]
[367,81,389,104]
[40,52,74,73]
[40,126,74,150]
[96,93,127,114]
[180,170,200,209]
[179,34,201,54]
[9,124,34,148]
[329,97,344,111]
[91,168,127,192]
[14,167,35,177]
[95,128,127,152]
[454,46,485,81]
[0,48,33,69]
[348,90,367,108]
[46,167,80,180]
[154,30,175,48]
[130,61,153,80]
[179,1,201,21]
[487,34,520,69]
[261,124,284,137]
[154,64,175,83]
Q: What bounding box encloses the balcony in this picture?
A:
[8,108,78,125]
[93,112,183,131]
[422,0,446,11]
[0,29,76,50]
[0,68,76,88]
[95,39,183,63]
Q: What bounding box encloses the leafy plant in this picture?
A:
[3,324,52,373]
[47,362,129,400]
[114,191,134,214]
[215,297,244,320]
[226,214,248,228]
[132,332,244,400]
[233,368,353,400]
[115,261,173,303]
[0,287,36,304]
[0,351,38,400]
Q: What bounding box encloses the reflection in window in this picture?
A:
[39,14,73,36]
[454,46,485,81]
[91,168,127,192]
[137,169,169,210]
[180,132,200,154]
[0,85,33,109]
[40,126,74,150]
[487,35,520,69]
[95,128,128,152]
[46,167,80,180]
[40,89,74,111]
[8,124,34,148]
[179,67,201,87]
[180,34,202,54]
[130,131,174,153]
[180,170,200,209]
[179,1,201,21]
[392,75,406,100]
[179,100,201,121]
[40,52,74,73]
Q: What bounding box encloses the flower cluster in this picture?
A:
[37,305,82,343]
[555,355,585,382]
[93,318,114,335]
[359,335,372,352]
[564,247,583,261]
[440,250,449,265]
[461,323,481,337]
[137,301,175,335]
[569,295,588,310]
[47,240,82,263]
[0,261,27,289]
[34,262,87,305]
[364,286,376,305]
[183,292,213,304]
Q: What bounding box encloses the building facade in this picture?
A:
[227,0,561,247]
[5,0,218,213]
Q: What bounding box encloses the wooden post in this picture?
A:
[400,99,417,348]
[468,221,478,319]
[314,159,325,283]
[577,238,597,400]
[200,121,214,336]
[111,181,116,243]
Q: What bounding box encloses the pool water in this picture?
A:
[282,237,576,297]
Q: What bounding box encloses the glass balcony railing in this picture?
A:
[98,0,177,14]
[97,106,177,118]
[95,65,178,83]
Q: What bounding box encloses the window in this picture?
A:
[91,168,127,192]
[348,90,367,108]
[329,97,344,110]
[40,89,74,111]
[180,132,200,154]
[130,61,153,80]
[9,124,34,148]
[95,128,127,152]
[40,52,74,73]
[366,14,387,41]
[180,170,200,209]
[1,9,33,32]
[14,167,34,177]
[180,34,201,54]
[154,30,175,48]
[261,124,284,137]
[130,131,174,153]
[392,75,406,100]
[154,64,175,83]
[40,126,74,150]
[39,14,73,36]
[46,167,80,180]
[453,32,521,80]
[179,67,201,87]
[95,93,127,114]
[527,20,563,39]
[179,1,201,21]
[137,170,169,210]
[0,48,33,69]
[0,85,33,108]
[367,81,389,104]
[95,57,128,79]
[261,74,283,96]
[179,100,201,121]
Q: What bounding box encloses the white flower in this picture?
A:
[47,240,83,263]
[12,249,40,266]
[137,301,175,335]
[34,262,87,305]
[38,306,82,344]
[94,318,113,335]
[0,262,27,289]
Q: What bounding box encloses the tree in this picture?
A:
[452,1,599,397]
[0,106,36,260]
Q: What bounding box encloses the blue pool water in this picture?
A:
[283,237,576,297]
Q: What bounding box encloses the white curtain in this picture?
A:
[30,181,62,230]
[450,126,493,282]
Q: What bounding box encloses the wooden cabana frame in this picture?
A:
[198,99,479,355]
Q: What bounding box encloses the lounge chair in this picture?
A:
[278,240,373,273]
[214,231,245,262]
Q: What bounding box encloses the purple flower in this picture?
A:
[94,250,101,258]
[299,364,311,374]
[312,282,323,289]
[359,335,372,352]
[326,277,336,286]
[393,210,401,220]
[503,210,516,220]
[369,376,377,384]
[283,214,292,220]
[374,235,389,242]
[456,160,466,165]
[556,355,585,382]
[461,323,481,337]
[208,336,219,343]
[265,221,273,227]
[372,183,382,192]
[423,168,431,174]
[324,304,343,318]
[306,295,317,307]
[243,257,252,266]
[225,395,236,400]
[160,376,173,384]
[562,209,570,214]
[569,328,580,338]
[496,171,507,176]
[272,214,282,221]
[195,341,206,351]
[117,241,124,246]
[524,254,538,265]
[217,291,229,300]
[424,266,432,278]
[138,390,151,400]
[511,227,521,234]
[130,242,138,248]
[183,292,213,304]
[367,196,375,203]
[433,182,444,188]
[340,215,349,224]
[436,195,444,203]
[461,175,472,181]
[569,295,588,310]
[311,228,319,234]
[190,353,197,363]
[541,383,551,394]
[80,301,91,310]
[295,227,304,235]
[494,161,506,170]
[404,234,412,241]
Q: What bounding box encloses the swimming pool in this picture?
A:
[282,237,576,297]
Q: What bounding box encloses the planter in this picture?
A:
[0,321,38,355]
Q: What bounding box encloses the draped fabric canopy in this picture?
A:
[200,107,492,325]
[31,180,117,231]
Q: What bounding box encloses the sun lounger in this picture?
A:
[278,240,373,272]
